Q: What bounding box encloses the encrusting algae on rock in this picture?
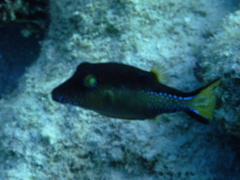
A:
[52,62,221,124]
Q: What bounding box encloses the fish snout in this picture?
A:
[51,87,66,103]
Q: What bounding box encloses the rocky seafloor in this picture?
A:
[0,0,240,179]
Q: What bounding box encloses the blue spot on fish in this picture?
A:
[183,96,195,100]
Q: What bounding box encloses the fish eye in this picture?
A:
[84,74,97,87]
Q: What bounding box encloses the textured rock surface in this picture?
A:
[0,0,240,179]
[195,10,240,137]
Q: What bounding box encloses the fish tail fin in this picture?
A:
[187,78,221,124]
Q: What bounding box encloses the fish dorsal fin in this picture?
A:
[150,62,168,83]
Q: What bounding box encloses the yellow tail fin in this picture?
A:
[188,79,221,124]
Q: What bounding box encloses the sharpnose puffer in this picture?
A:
[51,62,220,124]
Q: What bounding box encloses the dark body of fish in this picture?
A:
[51,62,220,124]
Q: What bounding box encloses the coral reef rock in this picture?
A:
[0,0,239,180]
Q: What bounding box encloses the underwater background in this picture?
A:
[0,0,240,179]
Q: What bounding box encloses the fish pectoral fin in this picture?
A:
[104,89,115,102]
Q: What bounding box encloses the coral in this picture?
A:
[0,0,49,96]
[0,0,239,180]
[0,0,49,31]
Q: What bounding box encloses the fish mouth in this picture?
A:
[51,87,66,103]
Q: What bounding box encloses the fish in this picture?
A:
[51,62,221,124]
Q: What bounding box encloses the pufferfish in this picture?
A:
[51,62,221,124]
